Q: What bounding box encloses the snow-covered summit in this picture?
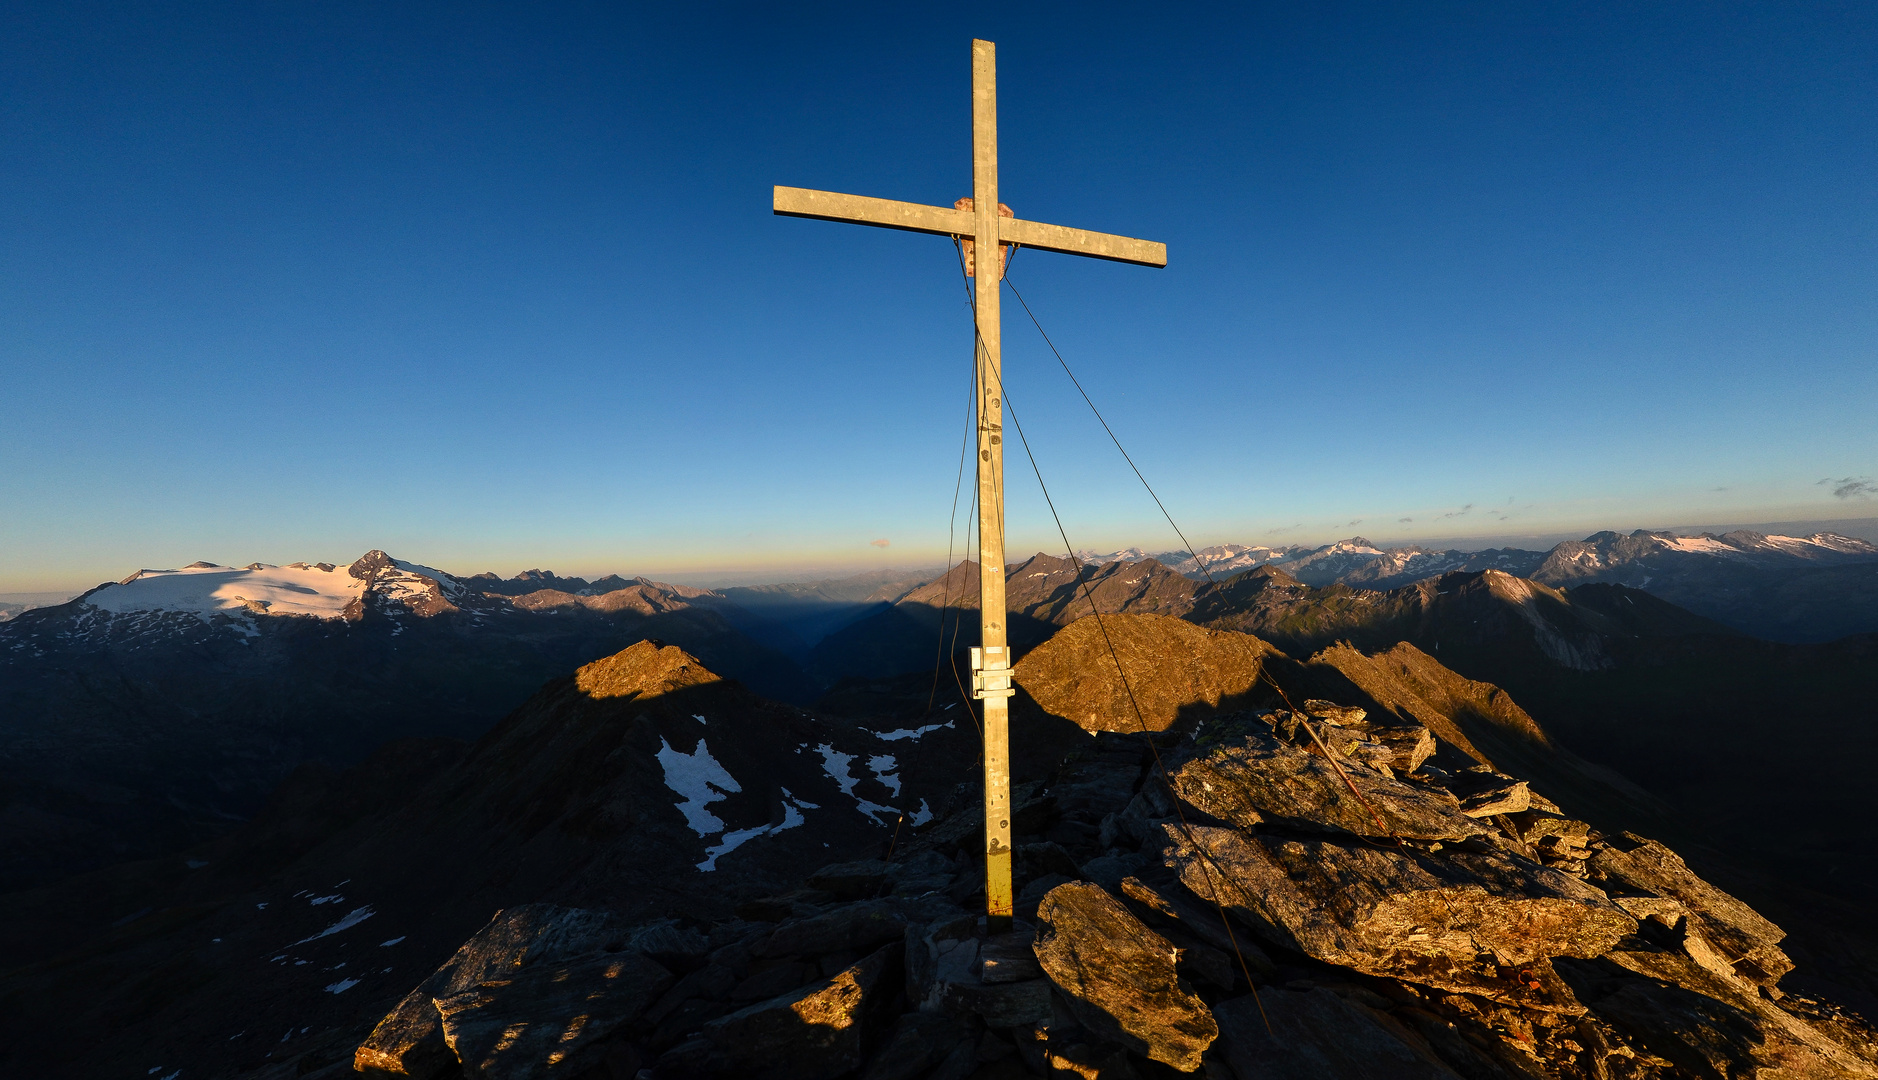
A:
[83,551,461,621]
[1073,547,1155,565]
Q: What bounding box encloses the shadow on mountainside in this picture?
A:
[0,642,964,1078]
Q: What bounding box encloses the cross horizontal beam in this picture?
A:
[773,185,1166,268]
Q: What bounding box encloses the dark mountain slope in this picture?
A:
[0,641,963,1079]
[0,553,816,887]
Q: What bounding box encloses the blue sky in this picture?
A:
[3,2,1874,591]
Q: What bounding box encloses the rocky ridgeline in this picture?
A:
[347,702,1878,1080]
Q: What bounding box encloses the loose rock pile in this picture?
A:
[353,701,1878,1079]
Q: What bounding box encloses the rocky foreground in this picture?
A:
[337,696,1878,1080]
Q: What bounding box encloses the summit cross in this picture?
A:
[772,38,1165,931]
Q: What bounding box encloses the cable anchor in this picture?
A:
[970,645,1015,699]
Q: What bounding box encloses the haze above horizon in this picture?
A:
[4,3,1874,593]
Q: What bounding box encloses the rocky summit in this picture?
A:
[310,624,1875,1079]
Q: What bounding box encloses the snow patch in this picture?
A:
[868,717,955,742]
[817,744,899,825]
[696,789,816,872]
[324,978,361,994]
[656,736,741,836]
[287,905,375,947]
[868,755,901,798]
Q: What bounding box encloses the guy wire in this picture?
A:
[961,255,1272,1032]
[1005,283,1504,1002]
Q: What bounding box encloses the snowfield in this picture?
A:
[82,558,457,620]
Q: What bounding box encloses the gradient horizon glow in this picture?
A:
[4,3,1875,593]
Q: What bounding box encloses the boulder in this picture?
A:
[1587,832,1793,986]
[754,901,908,958]
[1215,987,1463,1079]
[979,930,1044,984]
[667,943,904,1080]
[355,905,621,1079]
[1032,882,1218,1071]
[1372,725,1437,773]
[808,859,893,899]
[1116,874,1277,982]
[936,976,1055,1029]
[859,1011,978,1080]
[434,949,673,1079]
[1560,954,1878,1080]
[1161,824,1634,1007]
[1438,767,1533,818]
[1169,718,1488,842]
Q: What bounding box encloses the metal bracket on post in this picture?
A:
[970,646,1015,699]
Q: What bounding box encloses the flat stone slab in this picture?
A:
[1161,823,1632,1009]
[1170,720,1488,842]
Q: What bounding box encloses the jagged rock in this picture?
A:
[937,976,1055,1029]
[808,859,892,899]
[663,943,903,1080]
[1078,851,1146,891]
[1458,781,1530,818]
[1161,824,1634,1008]
[1169,716,1489,841]
[1018,841,1084,880]
[1505,809,1589,847]
[1215,987,1463,1078]
[859,1011,978,1080]
[1101,784,1179,849]
[1317,726,1402,772]
[1373,725,1438,773]
[1587,831,1793,986]
[1433,766,1531,816]
[644,963,738,1025]
[754,901,908,958]
[355,905,620,1079]
[1559,954,1878,1079]
[1032,882,1218,1070]
[980,930,1044,984]
[732,962,811,1001]
[1116,874,1277,981]
[1040,1042,1142,1079]
[1302,699,1370,726]
[434,950,673,1080]
[1016,872,1075,921]
[616,918,710,968]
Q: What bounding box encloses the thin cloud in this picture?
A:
[1438,504,1475,520]
[1346,519,1362,527]
[1823,477,1875,500]
[1398,517,1413,524]
[869,538,890,548]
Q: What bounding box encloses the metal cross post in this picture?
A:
[772,38,1165,931]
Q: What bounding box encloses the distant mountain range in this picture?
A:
[1081,527,1878,642]
[5,526,1875,895]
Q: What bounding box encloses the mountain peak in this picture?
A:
[574,640,723,702]
[348,550,397,579]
